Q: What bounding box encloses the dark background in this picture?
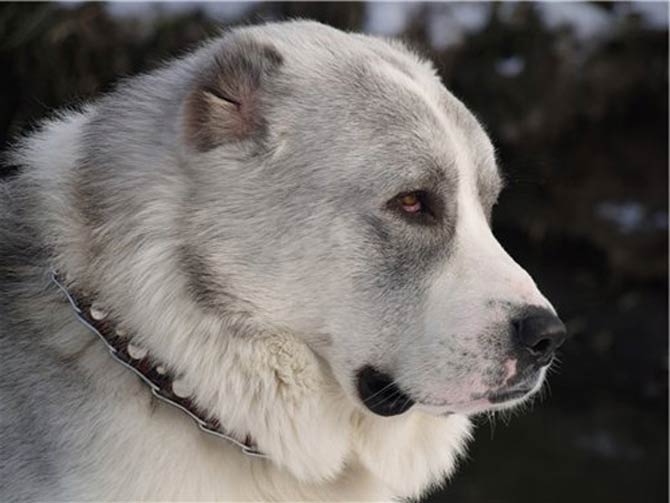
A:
[1,2,667,502]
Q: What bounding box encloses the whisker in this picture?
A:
[366,388,403,410]
[359,379,400,404]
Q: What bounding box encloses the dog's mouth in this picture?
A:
[483,365,543,405]
[356,365,544,417]
[356,366,415,417]
[486,387,533,404]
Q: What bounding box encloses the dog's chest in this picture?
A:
[58,378,386,500]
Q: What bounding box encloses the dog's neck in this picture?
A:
[50,224,364,484]
[51,271,266,457]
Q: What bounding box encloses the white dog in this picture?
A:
[0,21,566,501]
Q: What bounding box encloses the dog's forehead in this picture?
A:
[327,52,499,197]
[354,50,502,202]
[242,22,501,197]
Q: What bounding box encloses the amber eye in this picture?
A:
[388,190,439,223]
[399,192,422,213]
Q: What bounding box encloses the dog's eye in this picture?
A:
[387,190,441,225]
[399,192,422,213]
[393,191,432,216]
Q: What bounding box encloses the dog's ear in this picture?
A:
[182,35,283,152]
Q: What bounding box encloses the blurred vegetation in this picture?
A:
[0,2,667,502]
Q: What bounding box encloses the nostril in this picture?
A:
[513,311,567,365]
[530,337,552,355]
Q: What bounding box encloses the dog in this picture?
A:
[0,20,566,501]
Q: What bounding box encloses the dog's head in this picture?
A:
[179,22,566,419]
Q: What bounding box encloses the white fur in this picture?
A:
[2,22,561,501]
[9,110,472,501]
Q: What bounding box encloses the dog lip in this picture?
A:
[487,387,533,404]
[356,366,415,417]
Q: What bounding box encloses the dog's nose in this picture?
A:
[513,311,566,366]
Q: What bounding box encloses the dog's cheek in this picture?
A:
[352,412,472,498]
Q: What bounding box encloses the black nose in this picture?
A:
[513,311,567,366]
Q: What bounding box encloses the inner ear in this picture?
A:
[182,36,283,152]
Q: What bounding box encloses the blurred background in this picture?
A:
[0,2,667,502]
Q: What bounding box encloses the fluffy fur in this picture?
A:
[0,21,559,501]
